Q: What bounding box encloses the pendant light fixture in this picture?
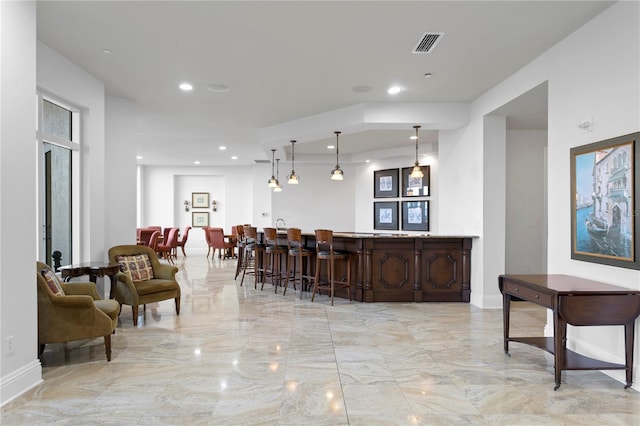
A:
[331,131,344,181]
[287,140,299,184]
[267,148,278,187]
[409,125,424,178]
[274,158,282,192]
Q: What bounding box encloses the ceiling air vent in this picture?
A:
[254,159,270,164]
[413,32,444,54]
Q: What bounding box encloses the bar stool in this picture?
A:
[262,227,288,293]
[312,229,352,306]
[285,228,315,298]
[240,226,264,288]
[233,225,246,279]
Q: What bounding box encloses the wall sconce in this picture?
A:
[212,200,217,212]
[184,200,190,212]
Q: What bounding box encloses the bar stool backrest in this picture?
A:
[287,228,303,250]
[245,226,258,243]
[264,227,278,246]
[315,229,334,253]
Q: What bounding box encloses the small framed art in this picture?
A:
[192,211,210,228]
[374,201,399,230]
[402,201,429,231]
[192,192,209,208]
[401,166,430,197]
[374,169,399,198]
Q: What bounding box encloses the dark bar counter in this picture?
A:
[261,231,472,303]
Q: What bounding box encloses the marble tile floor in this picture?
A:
[2,254,639,425]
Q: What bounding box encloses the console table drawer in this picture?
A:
[502,281,552,307]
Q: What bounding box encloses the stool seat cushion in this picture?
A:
[289,248,314,255]
[316,250,349,258]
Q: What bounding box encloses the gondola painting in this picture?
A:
[571,132,640,268]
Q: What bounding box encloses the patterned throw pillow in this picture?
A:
[41,268,65,296]
[116,254,155,282]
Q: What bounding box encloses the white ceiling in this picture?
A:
[36,1,613,166]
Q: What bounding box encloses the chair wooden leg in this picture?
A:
[181,246,187,256]
[104,335,112,361]
[330,257,335,306]
[312,258,320,302]
[132,305,139,326]
[175,297,181,315]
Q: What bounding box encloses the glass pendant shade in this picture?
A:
[287,140,299,184]
[331,131,344,180]
[409,125,423,178]
[331,167,344,181]
[410,163,424,178]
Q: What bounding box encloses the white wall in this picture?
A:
[439,1,639,386]
[545,2,640,386]
[0,1,41,406]
[105,96,137,248]
[142,155,441,239]
[141,165,256,253]
[506,130,547,274]
[271,163,356,233]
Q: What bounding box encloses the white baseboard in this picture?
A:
[0,360,42,407]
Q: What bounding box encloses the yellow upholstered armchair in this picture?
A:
[36,261,119,361]
[108,244,181,326]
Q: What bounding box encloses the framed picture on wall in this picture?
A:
[374,169,399,198]
[402,200,429,231]
[401,166,430,197]
[192,211,209,228]
[570,131,640,269]
[374,201,399,230]
[192,192,209,208]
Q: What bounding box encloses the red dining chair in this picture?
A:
[156,227,178,264]
[176,226,191,256]
[208,227,235,259]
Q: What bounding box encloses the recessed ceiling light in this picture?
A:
[423,73,433,78]
[352,85,371,93]
[387,85,404,95]
[219,146,227,151]
[102,48,112,54]
[194,161,200,165]
[231,156,238,160]
[136,155,143,160]
[410,135,418,140]
[207,84,230,92]
[327,145,335,149]
[179,83,193,91]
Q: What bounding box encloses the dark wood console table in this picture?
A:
[499,274,640,390]
[59,262,120,299]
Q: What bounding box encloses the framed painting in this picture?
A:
[401,166,430,197]
[374,201,399,230]
[192,192,209,208]
[402,201,429,231]
[192,211,209,228]
[571,132,640,269]
[374,169,399,198]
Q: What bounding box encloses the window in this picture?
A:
[37,95,80,267]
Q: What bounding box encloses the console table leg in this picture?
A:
[503,292,511,355]
[625,321,635,389]
[553,313,566,390]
